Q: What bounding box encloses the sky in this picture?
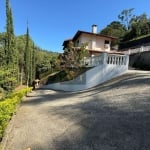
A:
[0,0,150,53]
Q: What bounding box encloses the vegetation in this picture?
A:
[58,41,89,69]
[100,21,126,46]
[118,8,135,30]
[100,8,150,46]
[1,2,150,142]
[0,87,32,141]
[0,0,58,95]
[42,41,91,84]
[0,0,58,141]
[40,67,91,85]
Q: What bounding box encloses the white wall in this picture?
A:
[43,53,129,92]
[76,33,111,52]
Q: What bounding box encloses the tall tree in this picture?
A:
[32,43,36,81]
[131,13,150,36]
[0,33,6,66]
[118,8,135,30]
[100,21,126,45]
[122,13,150,41]
[5,0,17,65]
[100,21,126,37]
[2,0,18,90]
[24,25,30,86]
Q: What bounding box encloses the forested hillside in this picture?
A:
[0,0,58,93]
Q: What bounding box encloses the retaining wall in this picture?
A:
[43,53,129,91]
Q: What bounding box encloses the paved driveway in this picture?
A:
[2,71,150,150]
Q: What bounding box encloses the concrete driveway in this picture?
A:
[1,70,150,150]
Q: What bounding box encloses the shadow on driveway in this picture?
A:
[3,71,150,150]
[27,72,150,150]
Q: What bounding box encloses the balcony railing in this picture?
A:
[82,52,129,67]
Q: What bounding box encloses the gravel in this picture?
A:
[1,70,150,150]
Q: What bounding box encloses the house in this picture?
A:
[63,25,118,56]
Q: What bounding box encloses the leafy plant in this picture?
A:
[0,87,32,141]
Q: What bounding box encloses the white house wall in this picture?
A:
[43,64,128,92]
[76,33,111,52]
[95,38,103,50]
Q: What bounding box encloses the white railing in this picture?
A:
[123,46,150,55]
[107,54,128,65]
[82,54,103,67]
[82,52,129,67]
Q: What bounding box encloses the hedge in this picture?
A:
[0,87,32,141]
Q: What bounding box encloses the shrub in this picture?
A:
[0,87,32,141]
[0,88,3,93]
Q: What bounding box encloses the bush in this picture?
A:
[0,87,32,141]
[0,88,3,93]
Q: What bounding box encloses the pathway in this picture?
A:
[1,70,150,150]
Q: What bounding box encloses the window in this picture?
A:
[104,40,109,44]
[76,40,79,46]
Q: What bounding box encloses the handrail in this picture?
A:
[82,52,129,67]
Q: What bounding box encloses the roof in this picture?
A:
[72,30,118,41]
[62,30,118,47]
[62,39,72,47]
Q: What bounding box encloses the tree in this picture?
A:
[32,43,36,81]
[0,0,19,90]
[0,33,6,66]
[24,26,31,86]
[118,8,135,30]
[132,13,150,36]
[0,1,59,91]
[5,0,17,65]
[122,13,150,41]
[60,41,88,69]
[101,21,126,36]
[100,21,126,45]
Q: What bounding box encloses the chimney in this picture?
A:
[92,24,97,34]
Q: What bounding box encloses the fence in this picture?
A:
[107,54,128,65]
[82,54,103,67]
[123,46,150,55]
[82,52,129,67]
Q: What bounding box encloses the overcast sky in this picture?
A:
[0,0,150,52]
